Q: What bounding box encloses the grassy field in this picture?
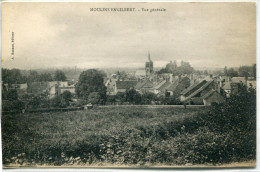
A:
[1,105,256,167]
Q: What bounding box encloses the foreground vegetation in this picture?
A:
[2,89,256,167]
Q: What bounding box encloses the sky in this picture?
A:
[2,2,256,70]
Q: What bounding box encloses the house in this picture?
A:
[247,80,256,90]
[135,80,154,93]
[4,83,28,97]
[202,89,225,106]
[47,81,72,98]
[152,80,166,94]
[155,81,172,96]
[106,79,117,95]
[166,76,190,97]
[59,85,76,94]
[231,77,246,85]
[180,80,219,105]
[180,80,208,102]
[27,82,49,96]
[115,80,138,93]
[222,81,232,98]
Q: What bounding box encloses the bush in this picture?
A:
[2,100,25,112]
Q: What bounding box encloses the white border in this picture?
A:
[0,0,259,172]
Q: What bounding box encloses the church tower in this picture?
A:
[145,51,153,78]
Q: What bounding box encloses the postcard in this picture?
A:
[1,2,256,168]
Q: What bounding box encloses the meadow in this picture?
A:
[2,105,256,167]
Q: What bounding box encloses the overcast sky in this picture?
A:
[2,2,256,69]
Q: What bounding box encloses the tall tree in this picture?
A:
[54,70,67,81]
[88,92,101,105]
[27,70,40,82]
[2,68,26,84]
[75,69,107,103]
[39,73,53,81]
[125,88,142,104]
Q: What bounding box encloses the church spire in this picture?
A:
[148,51,151,61]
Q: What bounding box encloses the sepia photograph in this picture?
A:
[1,2,256,168]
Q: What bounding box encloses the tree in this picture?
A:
[54,70,67,81]
[6,89,18,101]
[50,96,62,108]
[62,91,72,105]
[88,92,101,105]
[166,61,177,73]
[226,68,238,77]
[75,69,107,103]
[2,68,26,84]
[178,61,194,75]
[27,70,40,82]
[28,96,42,109]
[125,89,142,104]
[141,92,157,104]
[158,60,194,75]
[252,64,256,79]
[39,73,53,81]
[106,95,117,105]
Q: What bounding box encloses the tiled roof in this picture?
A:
[153,80,166,89]
[202,89,216,99]
[143,80,154,88]
[166,77,190,92]
[182,80,214,102]
[116,81,137,89]
[181,80,207,96]
[158,82,172,92]
[135,81,146,90]
[165,79,179,91]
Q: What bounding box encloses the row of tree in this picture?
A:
[2,68,67,84]
[2,88,74,111]
[224,64,256,78]
[157,61,194,75]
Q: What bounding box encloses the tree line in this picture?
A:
[224,64,256,78]
[2,68,67,84]
[157,60,194,75]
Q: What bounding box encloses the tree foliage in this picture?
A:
[76,69,107,103]
[2,68,26,84]
[157,60,194,75]
[54,70,67,81]
[88,92,101,105]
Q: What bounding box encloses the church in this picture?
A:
[135,52,154,80]
[145,52,154,78]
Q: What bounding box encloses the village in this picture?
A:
[2,53,256,112]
